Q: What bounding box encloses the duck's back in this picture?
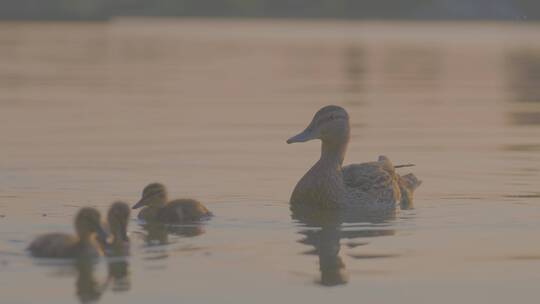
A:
[342,156,400,207]
[157,199,212,223]
[28,233,89,258]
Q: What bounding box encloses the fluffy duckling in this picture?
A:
[101,201,131,255]
[28,207,107,258]
[287,105,421,209]
[132,183,212,223]
[398,173,422,209]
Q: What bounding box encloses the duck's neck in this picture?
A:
[291,135,350,207]
[319,138,348,167]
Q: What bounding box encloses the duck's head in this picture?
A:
[75,207,107,241]
[132,183,167,209]
[287,105,350,145]
[108,201,130,242]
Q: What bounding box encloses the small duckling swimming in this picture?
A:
[132,183,212,223]
[100,201,131,255]
[398,173,422,209]
[287,105,421,210]
[28,207,107,258]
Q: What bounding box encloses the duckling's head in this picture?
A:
[75,207,107,241]
[400,173,422,192]
[287,105,350,145]
[108,201,130,242]
[398,173,422,210]
[132,183,167,209]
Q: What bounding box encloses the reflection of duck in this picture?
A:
[299,224,348,286]
[132,183,212,223]
[28,208,107,258]
[292,206,396,286]
[107,259,130,293]
[287,105,421,209]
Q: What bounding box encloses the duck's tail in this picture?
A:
[395,163,415,168]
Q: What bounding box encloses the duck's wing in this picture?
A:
[159,199,212,222]
[342,156,401,207]
[342,162,396,193]
[178,199,212,219]
[342,156,397,193]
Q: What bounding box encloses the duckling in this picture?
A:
[132,183,212,223]
[27,207,107,258]
[100,201,130,255]
[398,173,422,209]
[287,105,421,210]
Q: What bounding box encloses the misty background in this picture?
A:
[0,0,536,21]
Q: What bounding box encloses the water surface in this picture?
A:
[1,19,540,303]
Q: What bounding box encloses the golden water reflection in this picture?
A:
[139,222,207,246]
[292,205,397,286]
[74,257,131,303]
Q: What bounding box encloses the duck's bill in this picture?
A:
[287,129,315,144]
[132,198,146,209]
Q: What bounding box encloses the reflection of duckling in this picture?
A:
[75,258,104,304]
[28,208,107,258]
[108,259,130,293]
[100,203,132,293]
[287,105,421,209]
[140,221,206,246]
[103,202,130,256]
[132,183,212,223]
[141,222,170,245]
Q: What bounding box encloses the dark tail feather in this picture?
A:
[395,164,415,168]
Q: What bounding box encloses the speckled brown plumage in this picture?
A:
[132,183,212,223]
[288,106,421,209]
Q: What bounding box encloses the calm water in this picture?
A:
[1,19,540,303]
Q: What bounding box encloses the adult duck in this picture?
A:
[132,183,212,223]
[28,207,107,258]
[287,105,421,210]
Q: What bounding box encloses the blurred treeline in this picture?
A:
[0,0,536,20]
